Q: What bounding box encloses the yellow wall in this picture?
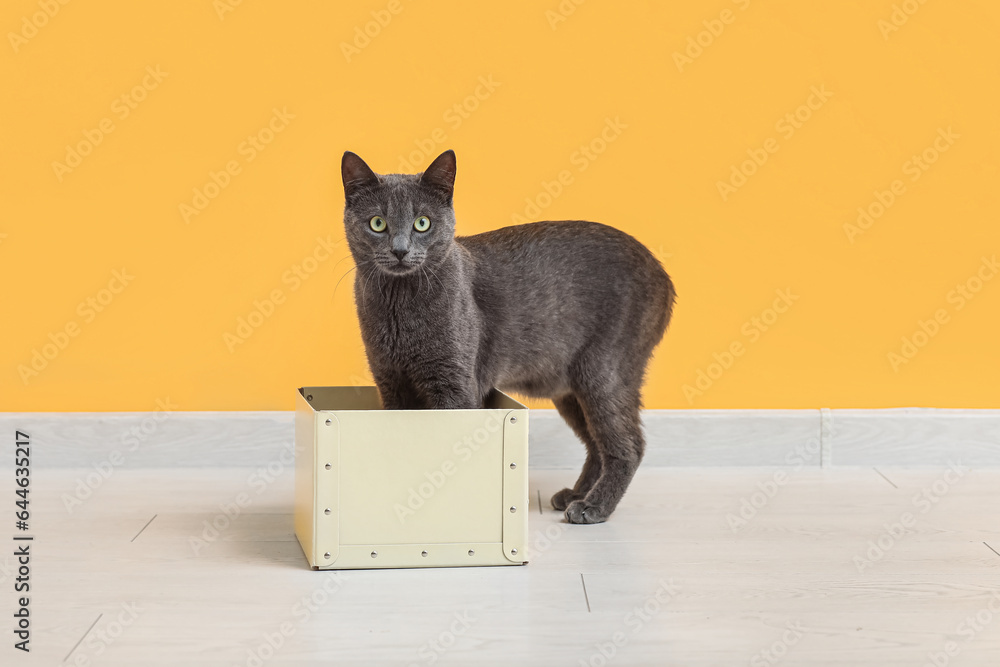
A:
[2,0,998,411]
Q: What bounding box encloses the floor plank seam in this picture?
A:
[130,514,158,543]
[872,467,898,489]
[63,613,102,663]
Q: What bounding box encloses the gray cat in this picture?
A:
[341,149,675,524]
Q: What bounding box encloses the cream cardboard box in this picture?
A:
[294,386,529,569]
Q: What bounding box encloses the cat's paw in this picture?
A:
[550,488,582,511]
[564,499,610,524]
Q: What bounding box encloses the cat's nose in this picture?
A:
[392,249,409,261]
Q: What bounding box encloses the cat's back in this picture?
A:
[457,220,669,289]
[455,219,674,338]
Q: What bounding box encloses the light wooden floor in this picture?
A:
[11,466,1000,666]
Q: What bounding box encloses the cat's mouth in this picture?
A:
[377,257,422,276]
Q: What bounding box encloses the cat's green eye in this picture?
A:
[369,216,387,232]
[414,216,431,232]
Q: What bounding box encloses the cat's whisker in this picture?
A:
[333,259,377,303]
[332,264,358,302]
[365,263,379,290]
[350,260,379,316]
[373,266,385,303]
[422,265,438,296]
[359,264,378,317]
[373,263,387,303]
[425,263,445,292]
[418,265,428,296]
[330,253,356,273]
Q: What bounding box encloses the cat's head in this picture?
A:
[341,150,457,277]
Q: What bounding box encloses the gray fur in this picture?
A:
[341,149,676,524]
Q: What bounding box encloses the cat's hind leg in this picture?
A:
[550,393,603,511]
[563,387,644,524]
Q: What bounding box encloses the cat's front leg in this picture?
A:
[420,372,480,410]
[373,368,424,410]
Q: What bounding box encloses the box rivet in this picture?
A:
[306,394,313,401]
[325,419,332,426]
[509,462,516,469]
[510,416,517,424]
[509,506,517,513]
[370,551,378,558]
[468,549,475,556]
[421,550,428,557]
[510,548,518,556]
[325,463,332,470]
[324,552,331,559]
[324,508,331,515]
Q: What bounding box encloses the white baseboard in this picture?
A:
[824,408,1000,466]
[1,408,997,469]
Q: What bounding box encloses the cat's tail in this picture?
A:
[656,268,677,339]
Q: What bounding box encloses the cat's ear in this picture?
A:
[342,151,379,199]
[420,150,456,201]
